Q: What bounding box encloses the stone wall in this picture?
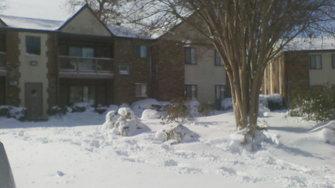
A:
[5,30,20,106]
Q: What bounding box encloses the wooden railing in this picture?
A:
[58,56,113,73]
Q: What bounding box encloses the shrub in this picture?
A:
[198,103,213,116]
[289,86,335,122]
[0,106,26,121]
[162,98,191,124]
[48,106,68,116]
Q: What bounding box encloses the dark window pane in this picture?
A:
[215,51,224,66]
[310,55,322,70]
[185,47,196,64]
[185,85,197,99]
[138,45,147,58]
[26,36,41,55]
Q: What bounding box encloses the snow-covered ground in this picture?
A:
[0,110,334,188]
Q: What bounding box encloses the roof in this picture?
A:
[284,38,335,52]
[0,2,186,39]
[0,14,63,31]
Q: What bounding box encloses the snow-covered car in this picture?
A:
[0,142,16,188]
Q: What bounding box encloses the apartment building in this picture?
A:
[0,5,227,120]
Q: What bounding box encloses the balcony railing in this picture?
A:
[59,56,113,73]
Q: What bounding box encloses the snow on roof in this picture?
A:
[0,15,63,31]
[0,2,186,40]
[284,38,335,51]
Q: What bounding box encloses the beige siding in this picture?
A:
[60,8,111,37]
[185,45,226,104]
[18,32,49,118]
[309,52,335,86]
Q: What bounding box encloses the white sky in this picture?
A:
[2,0,74,20]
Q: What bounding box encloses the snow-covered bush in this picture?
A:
[131,98,167,117]
[141,109,162,120]
[48,106,67,116]
[221,98,233,110]
[71,102,93,112]
[102,107,149,136]
[162,98,192,124]
[155,124,199,144]
[289,86,335,121]
[95,105,118,114]
[197,103,213,116]
[0,106,26,120]
[258,103,270,117]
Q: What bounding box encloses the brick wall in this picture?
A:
[152,40,185,101]
[113,38,152,104]
[284,51,310,101]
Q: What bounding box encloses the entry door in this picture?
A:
[25,83,43,120]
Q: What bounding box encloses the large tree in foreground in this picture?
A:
[158,0,333,134]
[67,0,334,135]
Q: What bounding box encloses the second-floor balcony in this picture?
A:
[58,56,114,79]
[0,52,6,76]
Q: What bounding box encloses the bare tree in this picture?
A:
[66,0,334,135]
[67,0,121,24]
[156,0,334,134]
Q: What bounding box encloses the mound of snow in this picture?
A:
[155,124,199,144]
[321,121,335,145]
[258,103,271,117]
[229,129,279,153]
[141,109,162,120]
[102,107,149,136]
[221,98,233,110]
[131,98,168,117]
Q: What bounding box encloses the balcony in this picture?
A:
[58,56,114,79]
[0,52,6,76]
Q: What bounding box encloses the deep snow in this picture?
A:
[0,110,334,188]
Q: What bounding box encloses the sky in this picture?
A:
[2,0,74,20]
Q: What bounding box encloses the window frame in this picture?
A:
[138,45,148,59]
[215,84,225,101]
[309,54,322,70]
[185,47,197,65]
[135,83,148,98]
[332,54,335,69]
[214,50,224,66]
[25,36,41,55]
[119,63,130,75]
[185,84,198,99]
[69,85,95,105]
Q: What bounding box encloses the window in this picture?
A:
[69,47,95,71]
[25,36,41,55]
[69,86,95,105]
[138,45,148,58]
[310,55,322,70]
[119,64,130,75]
[332,55,335,69]
[185,85,197,99]
[69,47,94,58]
[215,85,225,101]
[185,47,197,64]
[215,51,224,66]
[135,83,147,98]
